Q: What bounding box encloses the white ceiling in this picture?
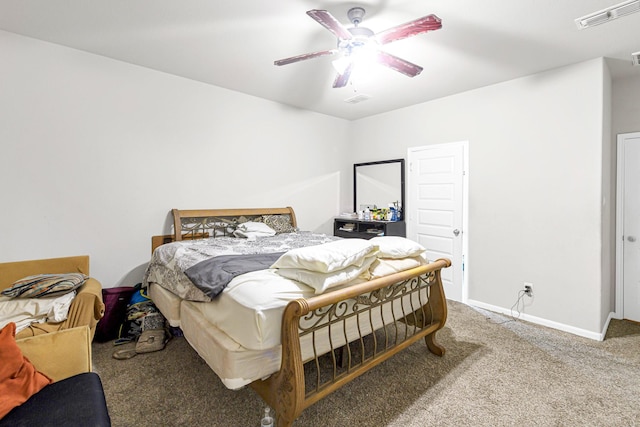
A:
[1,0,639,120]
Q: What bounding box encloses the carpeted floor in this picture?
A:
[92,301,640,426]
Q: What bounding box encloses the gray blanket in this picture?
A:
[184,252,285,299]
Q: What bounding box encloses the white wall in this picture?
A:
[349,59,609,337]
[0,30,351,287]
[613,73,640,134]
[2,28,632,339]
[600,61,614,329]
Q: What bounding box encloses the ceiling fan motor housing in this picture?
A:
[339,9,375,55]
[347,7,366,25]
[338,27,376,54]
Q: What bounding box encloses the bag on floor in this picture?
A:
[116,284,164,344]
[95,286,136,342]
[135,314,169,354]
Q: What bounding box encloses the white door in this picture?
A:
[617,132,640,322]
[407,142,467,302]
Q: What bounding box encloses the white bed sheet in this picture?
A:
[191,269,316,350]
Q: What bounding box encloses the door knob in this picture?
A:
[453,229,460,236]
[628,236,636,242]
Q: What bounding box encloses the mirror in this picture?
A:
[353,159,405,216]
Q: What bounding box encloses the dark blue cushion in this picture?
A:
[0,372,111,427]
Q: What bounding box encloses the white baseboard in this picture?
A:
[600,311,615,340]
[465,299,613,341]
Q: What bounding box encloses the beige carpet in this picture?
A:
[92,301,640,426]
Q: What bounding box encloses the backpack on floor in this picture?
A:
[115,284,165,345]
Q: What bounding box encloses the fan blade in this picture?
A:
[374,51,423,77]
[274,49,337,66]
[307,9,353,40]
[375,14,442,45]
[333,63,354,88]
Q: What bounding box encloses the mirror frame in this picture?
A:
[353,159,405,215]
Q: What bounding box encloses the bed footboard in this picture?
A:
[251,258,451,427]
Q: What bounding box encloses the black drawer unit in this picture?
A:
[334,218,406,239]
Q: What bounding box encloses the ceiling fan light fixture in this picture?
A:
[334,30,377,75]
[348,26,375,38]
[332,48,377,80]
[332,57,352,74]
[575,0,640,29]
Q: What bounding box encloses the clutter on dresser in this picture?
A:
[334,216,406,239]
[355,201,402,223]
[338,222,355,232]
[338,212,358,219]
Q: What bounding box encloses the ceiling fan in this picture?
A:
[274,7,442,88]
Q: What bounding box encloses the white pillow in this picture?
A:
[368,236,426,259]
[276,255,375,294]
[271,239,378,273]
[233,221,277,239]
[369,256,427,279]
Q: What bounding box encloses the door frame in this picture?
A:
[407,140,469,303]
[615,132,640,319]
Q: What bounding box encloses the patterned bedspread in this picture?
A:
[143,232,339,302]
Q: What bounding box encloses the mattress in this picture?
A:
[151,279,296,389]
[146,234,431,389]
[203,269,426,344]
[152,265,428,389]
[148,283,182,328]
[180,300,284,390]
[180,300,281,390]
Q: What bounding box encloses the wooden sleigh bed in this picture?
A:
[146,207,451,426]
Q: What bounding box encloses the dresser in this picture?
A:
[333,218,406,240]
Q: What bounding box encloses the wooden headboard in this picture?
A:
[151,207,297,253]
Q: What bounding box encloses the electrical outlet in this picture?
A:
[524,282,533,297]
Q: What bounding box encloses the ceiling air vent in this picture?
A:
[632,52,640,66]
[344,93,371,104]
